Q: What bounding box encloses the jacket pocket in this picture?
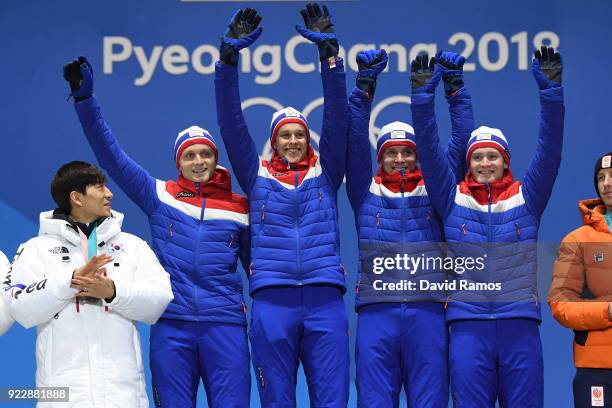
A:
[257,192,271,241]
[318,189,325,222]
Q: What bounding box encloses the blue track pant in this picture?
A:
[150,319,250,407]
[356,302,448,408]
[449,319,543,408]
[249,286,350,408]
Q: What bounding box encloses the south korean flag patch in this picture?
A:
[107,242,126,253]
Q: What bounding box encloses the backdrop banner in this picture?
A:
[1,1,609,406]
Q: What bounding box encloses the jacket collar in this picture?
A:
[268,145,317,173]
[177,167,232,196]
[462,170,515,205]
[39,209,123,246]
[579,199,611,233]
[377,167,423,193]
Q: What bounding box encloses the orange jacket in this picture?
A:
[548,199,612,368]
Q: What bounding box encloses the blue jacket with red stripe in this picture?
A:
[214,59,348,295]
[411,86,564,322]
[74,97,250,325]
[347,87,474,309]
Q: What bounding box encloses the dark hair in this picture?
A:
[50,161,106,213]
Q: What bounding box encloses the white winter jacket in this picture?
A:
[0,251,14,335]
[4,210,173,408]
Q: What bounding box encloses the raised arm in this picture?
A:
[548,233,612,331]
[346,50,388,211]
[438,52,474,182]
[522,46,565,219]
[410,53,456,219]
[296,3,348,191]
[63,58,158,215]
[214,8,263,195]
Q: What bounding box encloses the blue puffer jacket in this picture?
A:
[74,98,250,325]
[214,60,348,295]
[347,87,474,309]
[411,86,564,322]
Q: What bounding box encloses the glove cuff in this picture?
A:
[317,38,339,61]
[443,76,464,97]
[220,40,239,66]
[356,76,377,99]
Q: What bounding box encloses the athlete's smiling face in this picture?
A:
[381,145,417,174]
[179,144,217,183]
[469,147,507,183]
[274,123,308,164]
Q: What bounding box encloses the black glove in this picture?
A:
[220,8,263,66]
[356,49,388,99]
[437,51,466,96]
[532,46,562,89]
[296,3,338,61]
[63,56,93,102]
[410,53,441,94]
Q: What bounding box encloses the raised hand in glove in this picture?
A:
[63,56,93,102]
[410,52,441,94]
[356,49,388,99]
[437,51,466,96]
[220,8,263,66]
[295,3,339,62]
[532,46,562,89]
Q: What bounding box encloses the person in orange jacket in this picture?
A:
[549,151,612,407]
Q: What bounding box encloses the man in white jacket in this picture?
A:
[3,161,173,407]
[0,251,14,335]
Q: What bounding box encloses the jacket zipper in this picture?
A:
[294,170,301,284]
[400,170,406,243]
[195,182,204,320]
[486,182,493,315]
[486,182,493,242]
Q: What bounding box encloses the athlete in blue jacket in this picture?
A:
[348,49,473,407]
[63,58,251,407]
[410,46,564,407]
[215,5,349,407]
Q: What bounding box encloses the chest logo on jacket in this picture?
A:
[48,246,71,263]
[176,191,195,198]
[48,246,69,255]
[594,252,605,263]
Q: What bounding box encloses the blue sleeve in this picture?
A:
[319,59,349,192]
[411,93,456,219]
[522,86,565,219]
[214,62,259,196]
[346,86,373,212]
[74,97,158,215]
[445,87,474,183]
